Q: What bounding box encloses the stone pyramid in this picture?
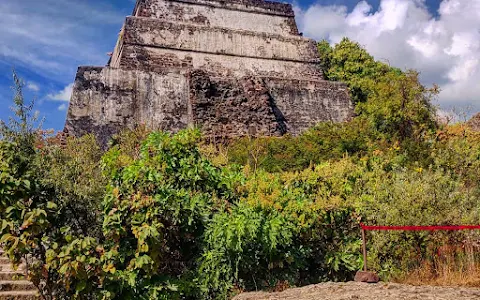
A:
[65,0,353,145]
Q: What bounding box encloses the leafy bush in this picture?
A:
[97,130,238,299]
[0,126,369,299]
[200,167,363,298]
[226,119,373,172]
[0,74,104,298]
[0,134,107,298]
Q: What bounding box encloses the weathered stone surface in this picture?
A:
[265,78,354,135]
[66,0,354,144]
[467,113,480,131]
[190,70,284,138]
[65,67,190,146]
[117,45,323,79]
[121,17,318,62]
[133,0,299,35]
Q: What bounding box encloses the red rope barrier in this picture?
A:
[360,224,480,231]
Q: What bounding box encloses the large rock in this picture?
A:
[354,271,380,283]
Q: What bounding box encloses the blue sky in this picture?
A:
[0,0,132,130]
[1,0,478,131]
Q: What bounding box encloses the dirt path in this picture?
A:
[233,282,480,300]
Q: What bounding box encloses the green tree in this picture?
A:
[318,38,438,142]
[96,130,240,299]
[0,71,43,151]
[317,39,333,77]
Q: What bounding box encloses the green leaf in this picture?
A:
[76,280,87,292]
[47,202,58,210]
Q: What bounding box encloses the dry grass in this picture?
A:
[398,262,480,287]
[396,241,480,287]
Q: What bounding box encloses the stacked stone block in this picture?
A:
[0,249,38,300]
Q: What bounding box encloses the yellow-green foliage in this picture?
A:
[320,38,437,141]
[226,119,374,172]
[200,164,363,298]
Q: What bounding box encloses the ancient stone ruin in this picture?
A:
[467,113,480,131]
[65,0,353,145]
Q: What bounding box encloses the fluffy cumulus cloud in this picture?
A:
[47,83,74,102]
[26,82,40,92]
[296,0,480,114]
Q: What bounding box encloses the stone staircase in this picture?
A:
[0,249,38,300]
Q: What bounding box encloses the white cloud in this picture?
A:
[296,0,480,113]
[47,84,74,102]
[26,81,40,92]
[58,103,68,111]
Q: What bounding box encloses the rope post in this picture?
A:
[362,228,367,272]
[355,225,379,283]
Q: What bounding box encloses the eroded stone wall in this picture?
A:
[266,78,354,135]
[65,67,190,146]
[66,66,353,146]
[134,0,298,35]
[190,70,285,138]
[118,45,323,79]
[122,17,317,63]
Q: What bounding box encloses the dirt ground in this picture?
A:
[233,282,480,300]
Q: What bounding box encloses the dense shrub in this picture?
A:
[2,124,480,298]
[200,167,363,298]
[226,120,374,172]
[0,74,105,298]
[0,127,369,299]
[97,130,240,299]
[0,133,107,298]
[353,155,480,278]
